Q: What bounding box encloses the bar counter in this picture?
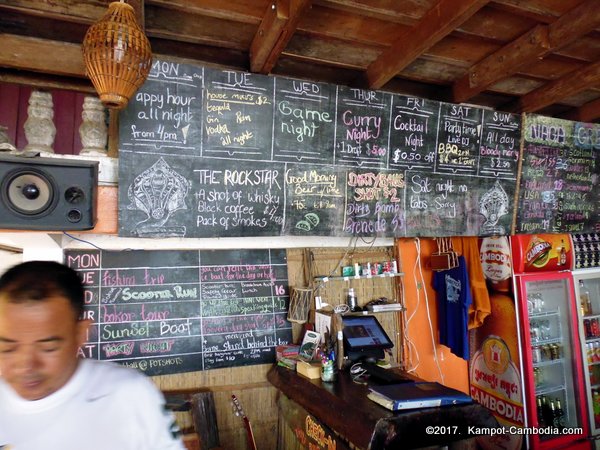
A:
[267,365,498,449]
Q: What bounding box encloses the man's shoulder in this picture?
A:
[81,360,158,399]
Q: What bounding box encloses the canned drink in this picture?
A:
[550,344,560,360]
[532,346,542,363]
[541,344,552,361]
[361,263,371,276]
[373,263,383,275]
[593,319,600,338]
[585,319,592,338]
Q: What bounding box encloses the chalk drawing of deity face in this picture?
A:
[127,157,191,237]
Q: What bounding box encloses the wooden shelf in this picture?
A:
[315,272,404,283]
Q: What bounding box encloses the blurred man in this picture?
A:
[0,261,184,450]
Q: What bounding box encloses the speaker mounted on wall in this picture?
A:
[0,154,98,230]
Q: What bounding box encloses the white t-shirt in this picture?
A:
[0,359,185,450]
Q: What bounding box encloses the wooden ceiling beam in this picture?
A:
[0,33,86,77]
[250,0,312,74]
[453,0,600,103]
[561,96,600,122]
[0,0,104,22]
[507,59,600,113]
[365,0,489,90]
[546,0,600,47]
[146,0,264,23]
[453,26,549,103]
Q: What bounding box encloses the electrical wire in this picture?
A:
[313,235,358,293]
[62,232,105,250]
[403,238,421,373]
[416,238,445,384]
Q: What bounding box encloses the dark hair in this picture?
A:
[0,261,85,319]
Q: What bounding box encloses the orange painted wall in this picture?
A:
[397,238,470,394]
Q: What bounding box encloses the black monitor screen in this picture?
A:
[342,315,393,362]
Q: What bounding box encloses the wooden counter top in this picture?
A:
[267,365,498,449]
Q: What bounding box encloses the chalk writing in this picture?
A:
[65,248,291,375]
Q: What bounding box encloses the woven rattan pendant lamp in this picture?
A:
[82,0,152,110]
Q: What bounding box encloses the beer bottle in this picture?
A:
[559,240,567,266]
[580,280,592,316]
[554,399,565,430]
[549,400,557,429]
[536,396,546,427]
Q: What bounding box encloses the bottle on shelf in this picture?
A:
[580,280,592,316]
[542,395,553,428]
[549,399,558,429]
[554,398,565,430]
[593,390,600,427]
[558,240,567,266]
[346,288,360,312]
[536,396,546,427]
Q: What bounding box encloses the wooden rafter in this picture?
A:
[453,26,549,103]
[562,96,600,123]
[508,59,600,113]
[250,0,312,74]
[0,34,85,77]
[365,0,489,90]
[453,0,600,103]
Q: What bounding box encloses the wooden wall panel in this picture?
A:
[0,82,19,145]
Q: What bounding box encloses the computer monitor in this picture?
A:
[342,315,393,363]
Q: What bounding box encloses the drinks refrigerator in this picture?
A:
[511,234,590,450]
[572,232,600,449]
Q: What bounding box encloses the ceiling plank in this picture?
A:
[0,69,94,93]
[453,0,600,103]
[0,0,104,22]
[147,0,266,23]
[250,0,312,74]
[453,25,549,102]
[146,6,254,50]
[508,60,600,113]
[0,33,85,77]
[547,0,600,47]
[562,96,600,122]
[365,0,490,89]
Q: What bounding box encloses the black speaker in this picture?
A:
[0,154,98,230]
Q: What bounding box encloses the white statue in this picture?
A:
[23,90,56,154]
[79,96,108,156]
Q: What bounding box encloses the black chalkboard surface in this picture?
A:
[202,67,274,161]
[65,249,291,376]
[516,115,600,234]
[118,60,203,157]
[273,78,336,164]
[119,154,285,238]
[119,57,521,238]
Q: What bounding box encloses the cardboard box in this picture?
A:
[296,360,321,379]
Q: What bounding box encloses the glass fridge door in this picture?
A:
[574,271,600,436]
[522,275,585,441]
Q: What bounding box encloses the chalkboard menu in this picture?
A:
[119,58,520,238]
[65,248,291,376]
[516,115,600,234]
